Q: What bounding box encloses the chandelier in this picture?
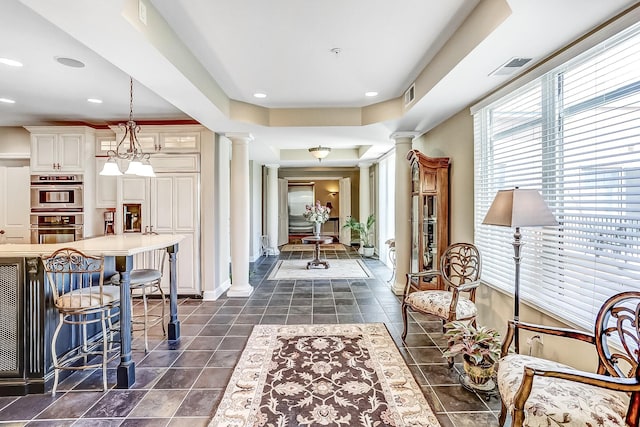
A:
[308,146,331,162]
[99,77,155,177]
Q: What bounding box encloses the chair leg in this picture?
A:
[142,287,149,353]
[401,302,409,341]
[100,311,108,392]
[50,312,64,396]
[499,401,507,426]
[157,282,166,336]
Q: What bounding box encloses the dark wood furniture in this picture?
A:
[407,150,450,290]
[402,242,481,366]
[301,236,333,269]
[497,291,640,427]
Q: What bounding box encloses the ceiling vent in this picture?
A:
[404,83,415,107]
[489,57,532,76]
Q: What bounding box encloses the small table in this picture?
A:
[302,235,333,269]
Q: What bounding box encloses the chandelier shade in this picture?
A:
[308,146,331,161]
[99,77,155,177]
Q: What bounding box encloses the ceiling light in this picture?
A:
[55,57,85,68]
[0,58,23,67]
[308,146,331,162]
[100,77,155,177]
[253,92,267,98]
[0,98,16,104]
[87,98,103,104]
[365,91,378,97]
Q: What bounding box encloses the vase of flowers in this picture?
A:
[303,201,331,237]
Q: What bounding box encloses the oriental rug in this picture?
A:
[267,259,373,280]
[281,243,346,252]
[209,324,440,427]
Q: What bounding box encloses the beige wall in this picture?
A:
[415,108,599,372]
[0,127,30,156]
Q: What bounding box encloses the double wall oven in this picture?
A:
[30,175,84,244]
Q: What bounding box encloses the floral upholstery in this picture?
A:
[498,354,629,427]
[406,290,477,320]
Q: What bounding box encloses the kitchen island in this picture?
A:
[0,234,184,395]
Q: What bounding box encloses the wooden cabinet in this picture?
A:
[29,133,84,172]
[407,150,450,289]
[0,165,30,243]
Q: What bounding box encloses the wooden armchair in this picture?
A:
[497,291,640,427]
[402,243,481,365]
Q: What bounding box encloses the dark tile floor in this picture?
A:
[0,247,501,427]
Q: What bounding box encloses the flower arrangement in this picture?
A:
[303,201,331,223]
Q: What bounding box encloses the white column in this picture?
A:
[226,132,254,297]
[391,132,419,295]
[266,164,280,256]
[358,163,371,225]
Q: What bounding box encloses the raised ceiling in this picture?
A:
[1,0,638,166]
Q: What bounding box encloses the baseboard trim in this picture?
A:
[202,279,231,301]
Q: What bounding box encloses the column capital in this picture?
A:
[225,132,254,143]
[265,163,280,169]
[390,131,421,142]
[357,162,371,169]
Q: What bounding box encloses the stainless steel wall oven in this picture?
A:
[30,213,83,244]
[30,175,83,212]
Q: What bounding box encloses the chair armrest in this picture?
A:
[404,270,441,296]
[513,365,640,414]
[455,279,482,293]
[500,319,595,357]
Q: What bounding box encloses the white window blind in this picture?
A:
[474,22,640,330]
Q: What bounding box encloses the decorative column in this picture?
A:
[391,132,419,295]
[226,132,254,297]
[266,164,280,256]
[358,163,371,254]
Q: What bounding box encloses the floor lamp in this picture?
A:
[482,188,557,353]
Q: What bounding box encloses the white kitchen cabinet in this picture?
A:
[95,158,117,208]
[30,133,84,172]
[0,165,30,243]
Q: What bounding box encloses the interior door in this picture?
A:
[339,177,351,245]
[0,165,30,243]
[278,178,288,246]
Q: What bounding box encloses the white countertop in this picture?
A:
[0,234,185,257]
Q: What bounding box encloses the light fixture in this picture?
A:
[308,146,331,162]
[253,92,267,98]
[99,77,155,177]
[0,58,23,67]
[87,98,103,104]
[365,91,378,97]
[0,98,15,104]
[482,188,557,353]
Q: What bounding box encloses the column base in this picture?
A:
[227,285,254,297]
[268,247,280,256]
[391,279,405,296]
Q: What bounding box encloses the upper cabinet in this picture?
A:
[407,149,450,290]
[26,126,94,173]
[98,125,202,156]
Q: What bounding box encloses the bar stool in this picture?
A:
[42,248,120,395]
[111,248,166,352]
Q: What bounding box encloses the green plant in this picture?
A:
[342,214,375,247]
[442,321,502,366]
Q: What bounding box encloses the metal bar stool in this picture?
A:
[42,248,121,395]
[111,248,166,352]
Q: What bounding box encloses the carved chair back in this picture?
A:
[594,291,640,379]
[440,243,481,298]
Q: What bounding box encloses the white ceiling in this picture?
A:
[1,0,638,166]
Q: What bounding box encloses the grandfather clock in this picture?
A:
[407,150,450,290]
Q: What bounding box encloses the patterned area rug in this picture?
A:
[281,243,346,251]
[267,259,373,280]
[210,324,440,427]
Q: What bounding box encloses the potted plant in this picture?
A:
[442,321,502,388]
[343,214,375,257]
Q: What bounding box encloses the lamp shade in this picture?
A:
[482,188,558,227]
[99,158,123,176]
[309,146,331,160]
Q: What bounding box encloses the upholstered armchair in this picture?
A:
[402,242,481,365]
[497,291,640,427]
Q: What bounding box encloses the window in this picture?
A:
[474,22,640,330]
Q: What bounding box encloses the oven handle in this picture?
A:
[30,226,83,231]
[30,184,84,190]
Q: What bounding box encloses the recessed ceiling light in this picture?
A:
[0,58,23,67]
[365,91,378,97]
[0,98,16,104]
[253,92,267,99]
[55,57,85,68]
[87,98,103,104]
